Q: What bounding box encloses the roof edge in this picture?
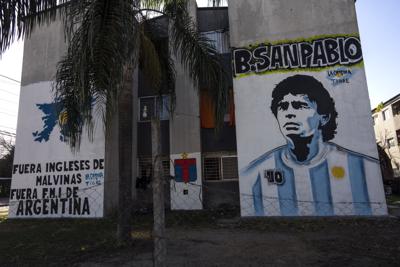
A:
[371,93,400,113]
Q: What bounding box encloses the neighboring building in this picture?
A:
[372,94,400,177]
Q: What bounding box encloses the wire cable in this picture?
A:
[0,74,20,84]
[0,125,16,131]
[0,130,16,137]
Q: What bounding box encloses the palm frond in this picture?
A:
[19,0,228,150]
[152,36,176,116]
[139,24,162,90]
[0,0,72,55]
[164,0,229,127]
[158,40,176,113]
[54,0,140,150]
[141,0,176,11]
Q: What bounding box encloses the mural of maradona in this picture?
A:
[241,75,379,216]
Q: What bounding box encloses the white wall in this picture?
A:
[229,0,387,217]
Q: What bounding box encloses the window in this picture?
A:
[138,157,152,178]
[221,156,239,180]
[392,101,400,116]
[200,89,235,128]
[139,97,155,121]
[158,95,170,120]
[200,30,230,54]
[139,95,170,122]
[397,129,400,144]
[137,156,170,189]
[203,157,220,180]
[137,156,171,179]
[372,115,377,126]
[382,109,389,121]
[203,155,238,181]
[387,138,396,148]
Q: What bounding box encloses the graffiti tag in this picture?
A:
[232,35,363,77]
[84,172,104,186]
[327,67,353,86]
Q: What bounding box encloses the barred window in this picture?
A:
[221,156,239,180]
[138,157,152,178]
[162,159,171,177]
[138,157,170,178]
[203,157,220,180]
[203,155,238,181]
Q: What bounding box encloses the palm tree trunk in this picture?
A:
[117,67,134,243]
[152,116,166,266]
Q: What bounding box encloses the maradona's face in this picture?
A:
[276,93,321,138]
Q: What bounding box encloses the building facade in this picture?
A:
[372,94,400,177]
[10,0,388,218]
[132,6,240,211]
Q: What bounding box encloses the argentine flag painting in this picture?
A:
[9,81,105,218]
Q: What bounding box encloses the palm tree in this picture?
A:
[0,137,14,178]
[0,137,14,198]
[0,0,229,245]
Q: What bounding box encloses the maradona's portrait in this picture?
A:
[241,75,379,216]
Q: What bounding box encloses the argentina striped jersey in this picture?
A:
[240,142,387,216]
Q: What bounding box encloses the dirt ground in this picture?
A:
[78,217,400,267]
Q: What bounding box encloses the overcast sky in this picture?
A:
[0,0,397,136]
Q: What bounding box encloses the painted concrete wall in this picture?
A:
[169,0,203,210]
[229,0,387,216]
[169,0,200,155]
[229,0,358,48]
[21,18,66,86]
[10,17,106,218]
[17,16,139,217]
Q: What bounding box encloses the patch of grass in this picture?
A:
[1,207,398,266]
[387,194,400,205]
[0,207,7,222]
[162,208,400,235]
[0,217,127,266]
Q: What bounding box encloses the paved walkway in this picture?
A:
[78,219,400,267]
